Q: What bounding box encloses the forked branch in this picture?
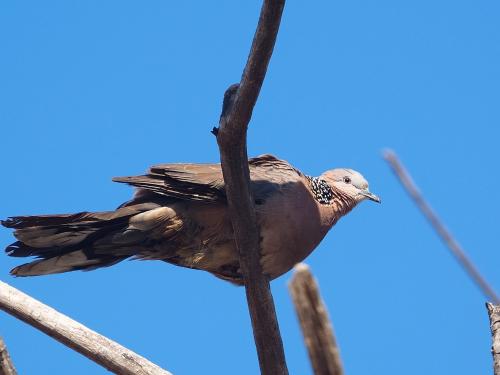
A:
[214,0,288,374]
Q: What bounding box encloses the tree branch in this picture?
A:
[0,336,17,375]
[289,264,344,375]
[487,303,500,375]
[0,281,171,375]
[213,1,287,374]
[383,149,499,304]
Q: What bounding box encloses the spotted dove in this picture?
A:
[1,154,379,284]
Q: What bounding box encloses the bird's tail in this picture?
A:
[1,202,168,276]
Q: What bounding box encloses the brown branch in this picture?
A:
[383,149,499,304]
[487,303,500,375]
[213,1,287,374]
[0,281,172,375]
[0,336,17,375]
[289,264,344,375]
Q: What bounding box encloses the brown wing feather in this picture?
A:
[113,154,302,203]
[113,165,224,202]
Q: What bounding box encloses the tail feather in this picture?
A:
[2,202,170,276]
[2,212,108,229]
[6,241,39,257]
[11,251,126,277]
[14,227,96,248]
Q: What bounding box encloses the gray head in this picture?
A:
[321,168,380,204]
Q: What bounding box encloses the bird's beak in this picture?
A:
[360,190,381,203]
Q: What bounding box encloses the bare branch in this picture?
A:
[216,0,286,144]
[487,303,500,375]
[289,264,344,375]
[383,149,499,304]
[0,336,17,375]
[213,1,287,374]
[0,281,172,375]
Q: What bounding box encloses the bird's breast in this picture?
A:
[257,186,333,280]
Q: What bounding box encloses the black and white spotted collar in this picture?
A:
[306,176,334,205]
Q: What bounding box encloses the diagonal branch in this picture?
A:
[289,264,344,375]
[0,336,17,375]
[0,281,171,375]
[486,303,500,375]
[213,1,287,374]
[383,149,499,304]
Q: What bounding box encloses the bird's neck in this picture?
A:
[306,176,357,225]
[330,188,357,219]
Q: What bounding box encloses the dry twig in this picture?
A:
[486,303,500,375]
[383,149,499,304]
[0,336,17,375]
[0,281,171,375]
[213,0,288,374]
[289,264,343,375]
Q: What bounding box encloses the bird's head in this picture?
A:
[321,168,381,204]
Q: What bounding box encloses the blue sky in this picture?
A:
[1,1,499,374]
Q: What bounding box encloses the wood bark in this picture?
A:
[487,303,500,375]
[289,264,343,375]
[0,281,171,375]
[0,337,17,375]
[383,149,499,304]
[213,0,288,374]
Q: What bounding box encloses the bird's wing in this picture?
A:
[113,154,303,203]
[113,162,224,202]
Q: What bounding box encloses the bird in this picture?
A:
[1,154,380,284]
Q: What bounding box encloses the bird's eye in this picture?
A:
[343,177,351,184]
